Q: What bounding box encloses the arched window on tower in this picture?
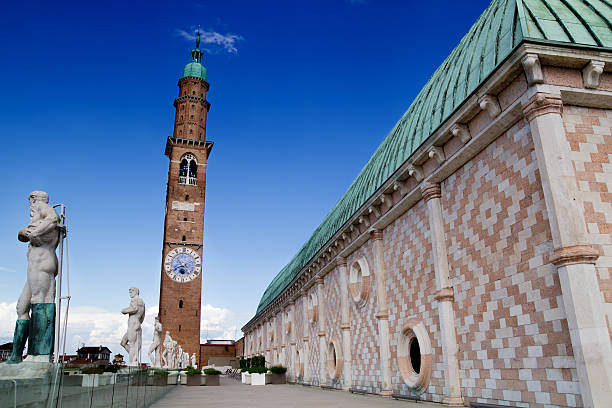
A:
[179,153,197,186]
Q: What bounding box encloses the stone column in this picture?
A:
[523,93,612,408]
[371,230,392,396]
[280,309,286,367]
[265,319,270,364]
[302,289,310,384]
[337,257,352,390]
[290,300,297,381]
[317,276,327,386]
[422,182,463,405]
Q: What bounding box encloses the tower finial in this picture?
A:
[196,25,201,49]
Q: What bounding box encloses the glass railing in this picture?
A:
[0,364,173,408]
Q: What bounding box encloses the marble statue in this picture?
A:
[6,191,60,365]
[148,315,162,368]
[182,350,189,368]
[161,331,173,368]
[177,345,183,368]
[191,352,197,368]
[171,340,178,368]
[120,287,145,366]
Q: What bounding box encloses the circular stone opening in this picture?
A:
[349,258,371,307]
[397,319,431,393]
[326,338,342,380]
[409,337,421,374]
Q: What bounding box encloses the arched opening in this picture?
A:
[183,217,188,221]
[179,325,181,332]
[182,235,186,242]
[179,300,183,309]
[185,195,189,201]
[179,154,197,185]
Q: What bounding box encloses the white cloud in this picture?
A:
[0,302,239,364]
[200,303,240,341]
[176,28,244,54]
[0,266,16,273]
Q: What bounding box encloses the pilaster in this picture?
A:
[290,301,297,381]
[523,92,612,408]
[371,230,392,396]
[337,257,352,390]
[421,182,463,405]
[301,289,310,384]
[317,276,327,386]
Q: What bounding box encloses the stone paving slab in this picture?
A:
[151,376,441,408]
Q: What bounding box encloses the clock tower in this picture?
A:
[159,30,212,364]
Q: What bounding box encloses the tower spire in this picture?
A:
[191,25,204,64]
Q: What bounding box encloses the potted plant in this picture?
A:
[203,368,221,386]
[269,365,287,384]
[186,366,202,386]
[81,366,104,387]
[240,358,248,383]
[249,366,269,385]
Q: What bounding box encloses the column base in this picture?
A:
[380,389,393,398]
[442,395,464,406]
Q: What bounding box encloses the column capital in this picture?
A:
[433,287,455,302]
[341,323,351,330]
[316,276,324,286]
[550,245,599,267]
[301,289,307,297]
[335,256,347,267]
[421,182,442,202]
[318,331,326,337]
[303,337,309,342]
[522,93,563,122]
[370,229,383,241]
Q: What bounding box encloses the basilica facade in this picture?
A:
[242,0,612,406]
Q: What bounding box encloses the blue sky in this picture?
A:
[0,0,491,356]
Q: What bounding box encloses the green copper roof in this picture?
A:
[255,0,612,315]
[182,62,207,81]
[181,29,207,81]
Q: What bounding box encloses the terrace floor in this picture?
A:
[151,376,441,408]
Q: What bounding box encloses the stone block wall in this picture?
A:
[243,48,612,407]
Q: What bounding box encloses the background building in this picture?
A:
[242,0,612,406]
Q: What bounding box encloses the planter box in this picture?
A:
[205,374,220,386]
[270,373,286,384]
[167,372,178,385]
[81,374,99,387]
[62,375,85,387]
[245,373,251,385]
[251,373,270,386]
[241,372,248,383]
[186,375,201,386]
[180,372,187,385]
[150,374,168,386]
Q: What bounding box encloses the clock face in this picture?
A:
[164,247,201,283]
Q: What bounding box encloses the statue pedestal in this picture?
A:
[0,356,52,380]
